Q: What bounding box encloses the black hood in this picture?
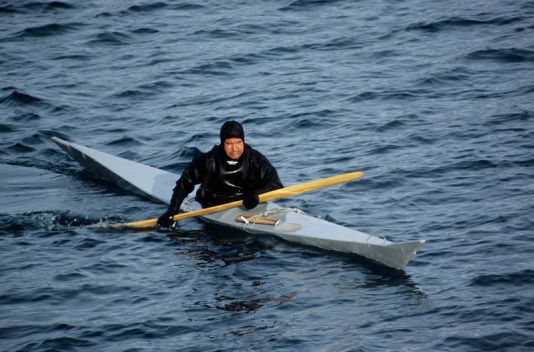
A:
[220,120,245,143]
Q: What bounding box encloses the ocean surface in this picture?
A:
[1,0,534,351]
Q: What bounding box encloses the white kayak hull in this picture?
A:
[52,137,425,270]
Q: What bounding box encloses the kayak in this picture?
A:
[52,137,425,270]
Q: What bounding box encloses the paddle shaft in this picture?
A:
[112,171,364,229]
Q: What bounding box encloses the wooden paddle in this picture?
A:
[110,171,364,229]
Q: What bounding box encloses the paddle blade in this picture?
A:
[111,217,158,229]
[110,171,364,229]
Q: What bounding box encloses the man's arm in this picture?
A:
[157,155,204,226]
[242,150,283,209]
[255,156,283,194]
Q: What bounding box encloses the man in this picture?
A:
[157,120,283,227]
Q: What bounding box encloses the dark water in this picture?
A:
[1,0,534,350]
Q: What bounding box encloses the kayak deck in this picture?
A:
[202,202,424,270]
[52,137,425,270]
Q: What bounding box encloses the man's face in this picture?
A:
[224,138,244,160]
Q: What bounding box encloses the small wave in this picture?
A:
[45,1,75,10]
[14,22,80,38]
[141,80,173,91]
[193,23,273,38]
[303,36,364,51]
[287,116,328,129]
[0,90,45,107]
[131,27,159,35]
[127,2,168,13]
[0,123,16,133]
[214,291,298,313]
[87,31,130,46]
[183,133,211,145]
[30,1,74,11]
[406,16,522,32]
[428,159,499,175]
[99,3,203,19]
[228,52,264,66]
[164,147,202,167]
[13,130,73,151]
[181,61,234,76]
[126,2,203,14]
[0,154,82,180]
[465,48,534,63]
[0,323,78,344]
[0,211,100,234]
[39,147,71,159]
[10,112,41,122]
[95,11,113,18]
[408,133,434,145]
[112,89,146,99]
[265,45,300,55]
[105,136,143,147]
[22,133,46,145]
[282,108,337,122]
[7,142,35,153]
[0,1,74,14]
[112,80,172,98]
[171,3,205,10]
[369,143,402,155]
[347,91,379,103]
[279,0,344,11]
[0,5,19,13]
[513,158,534,168]
[193,28,241,39]
[215,295,263,312]
[346,90,418,103]
[53,272,87,283]
[0,291,55,305]
[470,269,534,287]
[17,336,95,351]
[413,68,473,88]
[294,118,320,129]
[444,331,533,351]
[81,259,131,276]
[53,53,91,61]
[354,174,402,193]
[486,111,533,127]
[376,119,406,132]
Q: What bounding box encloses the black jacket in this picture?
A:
[166,144,283,212]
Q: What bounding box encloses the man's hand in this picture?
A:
[243,190,259,210]
[157,211,174,228]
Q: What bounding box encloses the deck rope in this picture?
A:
[239,207,303,230]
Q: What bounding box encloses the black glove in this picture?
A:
[158,189,186,228]
[243,190,259,210]
[157,211,175,228]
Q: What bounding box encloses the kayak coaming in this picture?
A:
[52,137,425,270]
